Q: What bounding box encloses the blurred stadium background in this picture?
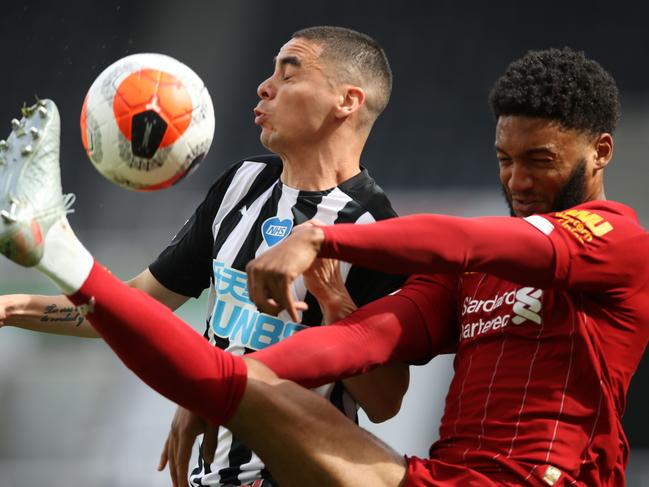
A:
[1,1,648,485]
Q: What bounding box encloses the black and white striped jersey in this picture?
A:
[149,154,404,486]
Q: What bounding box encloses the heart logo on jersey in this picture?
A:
[261,217,293,247]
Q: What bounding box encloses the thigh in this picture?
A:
[227,358,407,487]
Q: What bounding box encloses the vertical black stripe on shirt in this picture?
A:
[300,292,323,327]
[290,191,327,224]
[204,317,228,352]
[334,199,368,224]
[336,190,406,307]
[219,445,276,485]
[291,192,327,326]
[336,168,398,221]
[191,439,213,486]
[230,183,283,271]
[212,163,281,258]
[220,436,253,485]
[203,319,211,339]
[330,382,347,413]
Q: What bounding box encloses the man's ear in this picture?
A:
[335,86,365,119]
[594,133,613,170]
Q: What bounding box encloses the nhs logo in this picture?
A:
[261,217,293,247]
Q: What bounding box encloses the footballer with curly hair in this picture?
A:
[489,47,620,216]
[245,47,645,485]
[1,46,647,487]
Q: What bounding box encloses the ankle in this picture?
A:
[35,217,94,294]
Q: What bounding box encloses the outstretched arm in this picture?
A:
[0,293,99,337]
[319,214,555,280]
[0,268,189,337]
[247,214,554,321]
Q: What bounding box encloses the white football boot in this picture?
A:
[0,99,74,266]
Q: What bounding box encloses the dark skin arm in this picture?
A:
[303,256,409,423]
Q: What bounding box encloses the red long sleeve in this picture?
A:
[321,214,556,288]
[250,274,458,387]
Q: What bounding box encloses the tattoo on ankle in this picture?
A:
[41,304,84,327]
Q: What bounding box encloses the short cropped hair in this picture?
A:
[489,47,620,135]
[293,26,392,127]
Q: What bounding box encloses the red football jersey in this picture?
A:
[257,199,649,485]
[423,201,649,486]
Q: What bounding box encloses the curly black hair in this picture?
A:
[489,47,620,134]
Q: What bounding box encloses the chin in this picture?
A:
[259,132,274,151]
[260,131,284,152]
[514,210,533,218]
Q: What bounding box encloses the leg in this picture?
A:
[73,262,406,486]
[232,359,407,487]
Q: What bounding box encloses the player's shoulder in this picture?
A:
[552,200,646,237]
[529,200,649,267]
[219,153,283,180]
[236,153,283,169]
[564,200,641,222]
[336,166,398,220]
[204,154,282,194]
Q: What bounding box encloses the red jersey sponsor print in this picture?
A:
[428,201,649,486]
[460,285,543,340]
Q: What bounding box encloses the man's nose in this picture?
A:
[508,162,534,193]
[257,77,275,100]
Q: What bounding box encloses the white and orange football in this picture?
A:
[80,53,215,191]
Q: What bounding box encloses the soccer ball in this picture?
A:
[80,53,215,191]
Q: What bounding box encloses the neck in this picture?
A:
[591,187,606,201]
[277,137,364,191]
[586,176,607,202]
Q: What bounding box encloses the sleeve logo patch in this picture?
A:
[524,215,554,235]
[553,209,613,244]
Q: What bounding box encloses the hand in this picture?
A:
[303,257,359,322]
[299,220,343,305]
[247,224,325,321]
[158,406,218,487]
[302,257,345,305]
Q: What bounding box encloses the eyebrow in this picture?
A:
[494,145,557,156]
[273,55,301,68]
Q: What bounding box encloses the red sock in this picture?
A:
[67,261,247,426]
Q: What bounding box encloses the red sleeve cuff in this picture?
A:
[320,224,341,258]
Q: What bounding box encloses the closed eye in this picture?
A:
[497,156,512,166]
[527,158,555,166]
